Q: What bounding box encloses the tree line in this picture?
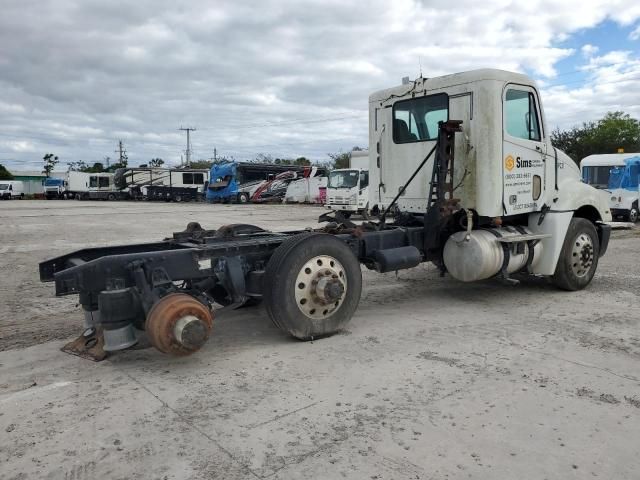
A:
[551,111,640,163]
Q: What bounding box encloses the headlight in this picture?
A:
[611,196,617,202]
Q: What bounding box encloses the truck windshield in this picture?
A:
[328,170,359,189]
[44,178,61,186]
[0,184,8,190]
[582,165,615,189]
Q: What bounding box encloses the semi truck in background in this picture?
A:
[44,177,69,199]
[581,153,640,223]
[114,167,209,202]
[0,180,25,199]
[40,69,612,361]
[326,149,369,217]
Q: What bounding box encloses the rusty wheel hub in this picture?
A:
[145,293,213,356]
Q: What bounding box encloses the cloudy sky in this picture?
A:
[1,0,640,171]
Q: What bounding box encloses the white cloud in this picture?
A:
[542,50,640,129]
[1,0,640,168]
[581,44,599,57]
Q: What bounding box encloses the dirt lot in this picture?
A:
[1,200,639,479]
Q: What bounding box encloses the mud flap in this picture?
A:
[61,327,109,362]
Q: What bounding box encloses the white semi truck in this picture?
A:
[581,153,639,223]
[41,69,611,360]
[326,150,369,217]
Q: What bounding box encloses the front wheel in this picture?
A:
[237,192,250,204]
[552,218,600,291]
[263,233,362,340]
[627,207,638,223]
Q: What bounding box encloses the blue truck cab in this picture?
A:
[207,162,240,202]
[44,177,68,199]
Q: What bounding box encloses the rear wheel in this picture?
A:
[107,193,116,201]
[552,218,600,291]
[264,233,362,339]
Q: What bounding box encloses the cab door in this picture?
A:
[502,85,546,215]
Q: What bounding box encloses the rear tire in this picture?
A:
[107,193,116,201]
[552,218,599,291]
[263,233,362,339]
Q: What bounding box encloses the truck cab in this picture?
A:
[326,150,369,217]
[369,69,610,281]
[581,154,640,223]
[44,177,68,199]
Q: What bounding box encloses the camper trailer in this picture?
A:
[114,168,210,202]
[67,171,124,200]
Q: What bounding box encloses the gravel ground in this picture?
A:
[0,200,639,479]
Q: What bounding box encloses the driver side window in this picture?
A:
[505,89,541,142]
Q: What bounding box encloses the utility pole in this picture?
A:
[179,127,196,166]
[114,140,127,166]
[214,147,217,162]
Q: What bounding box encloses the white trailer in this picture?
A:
[326,150,370,217]
[67,171,123,200]
[0,180,25,199]
[581,153,639,222]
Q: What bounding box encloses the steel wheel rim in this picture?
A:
[630,209,638,223]
[294,255,347,319]
[571,233,594,277]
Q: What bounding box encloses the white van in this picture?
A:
[0,180,25,199]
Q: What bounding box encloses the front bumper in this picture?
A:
[327,204,358,212]
[610,208,630,217]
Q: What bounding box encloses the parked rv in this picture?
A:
[0,181,25,199]
[207,162,308,203]
[581,153,640,222]
[114,168,209,202]
[326,150,369,217]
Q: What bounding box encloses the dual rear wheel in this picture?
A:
[143,233,362,356]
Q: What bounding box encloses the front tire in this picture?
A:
[627,206,638,223]
[263,233,362,340]
[237,192,250,204]
[552,218,600,291]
